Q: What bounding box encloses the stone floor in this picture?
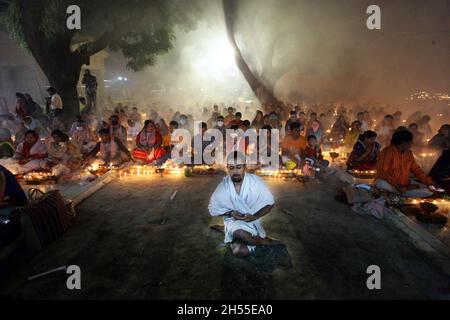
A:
[1,174,449,299]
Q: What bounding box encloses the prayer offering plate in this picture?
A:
[24,175,57,185]
[420,202,439,213]
[89,166,111,176]
[415,211,448,225]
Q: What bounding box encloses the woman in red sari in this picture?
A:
[132,120,168,164]
[13,130,48,173]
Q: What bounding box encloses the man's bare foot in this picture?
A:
[209,224,225,234]
[261,237,285,246]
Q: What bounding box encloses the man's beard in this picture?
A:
[231,174,243,183]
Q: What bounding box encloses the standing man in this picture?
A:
[47,87,63,117]
[82,70,98,111]
[209,151,283,258]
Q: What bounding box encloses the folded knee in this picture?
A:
[232,229,251,241]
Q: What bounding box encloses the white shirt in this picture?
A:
[51,94,63,110]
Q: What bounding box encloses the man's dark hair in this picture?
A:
[409,123,418,129]
[290,122,301,131]
[362,130,377,140]
[261,125,272,130]
[169,121,178,128]
[391,130,413,146]
[217,116,224,121]
[98,128,109,136]
[47,87,56,95]
[235,112,242,118]
[51,129,69,142]
[242,120,250,127]
[25,129,38,137]
[395,126,408,133]
[144,120,154,127]
[290,110,297,116]
[307,135,317,142]
[51,129,64,137]
[384,114,394,120]
[201,122,207,129]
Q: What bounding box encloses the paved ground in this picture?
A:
[1,174,449,299]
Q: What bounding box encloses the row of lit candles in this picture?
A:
[419,153,436,158]
[349,170,377,175]
[23,172,55,180]
[255,169,305,179]
[117,165,213,177]
[409,199,449,205]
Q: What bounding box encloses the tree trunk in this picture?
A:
[19,0,83,120]
[222,0,280,107]
[43,58,82,119]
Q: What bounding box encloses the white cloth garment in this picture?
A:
[13,140,47,174]
[50,94,63,110]
[208,173,275,247]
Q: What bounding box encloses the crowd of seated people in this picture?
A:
[0,90,448,198]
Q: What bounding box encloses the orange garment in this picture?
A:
[376,145,432,187]
[281,134,307,154]
[224,114,234,126]
[162,133,171,147]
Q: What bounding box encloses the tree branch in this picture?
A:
[77,30,113,61]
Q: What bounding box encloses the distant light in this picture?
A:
[118,77,123,81]
[124,78,128,81]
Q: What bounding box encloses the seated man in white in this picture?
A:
[209,151,283,258]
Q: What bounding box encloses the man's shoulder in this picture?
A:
[245,173,267,185]
[380,145,392,153]
[214,175,230,192]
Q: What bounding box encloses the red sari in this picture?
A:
[132,129,168,163]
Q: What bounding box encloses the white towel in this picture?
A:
[209,173,274,243]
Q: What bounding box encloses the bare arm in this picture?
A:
[235,204,274,222]
[116,138,131,159]
[251,204,274,220]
